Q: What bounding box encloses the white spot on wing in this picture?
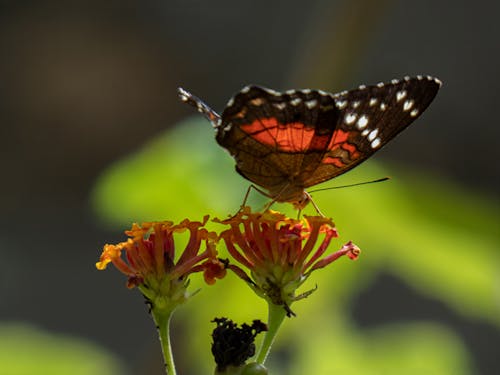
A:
[358,84,366,90]
[241,86,251,93]
[344,113,357,125]
[410,108,419,117]
[404,76,411,82]
[371,138,381,148]
[403,99,414,111]
[417,75,423,80]
[305,99,318,109]
[368,129,379,141]
[369,98,378,106]
[377,82,384,88]
[336,100,347,109]
[391,79,399,84]
[301,89,312,94]
[396,90,407,102]
[380,102,387,111]
[263,88,279,96]
[250,97,264,106]
[226,97,235,107]
[290,98,302,106]
[361,129,369,136]
[357,115,368,129]
[352,101,361,108]
[274,102,287,110]
[178,87,190,101]
[285,89,296,95]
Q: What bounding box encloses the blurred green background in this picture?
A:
[0,1,498,375]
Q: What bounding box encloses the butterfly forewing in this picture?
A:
[301,76,441,187]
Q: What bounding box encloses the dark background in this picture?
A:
[0,1,498,374]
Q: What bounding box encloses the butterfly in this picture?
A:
[178,75,441,212]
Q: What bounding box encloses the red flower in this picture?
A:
[216,208,360,316]
[96,216,226,309]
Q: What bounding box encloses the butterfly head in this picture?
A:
[268,184,312,210]
[291,192,311,211]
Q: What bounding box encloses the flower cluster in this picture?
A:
[97,209,360,315]
[96,216,226,312]
[216,208,360,316]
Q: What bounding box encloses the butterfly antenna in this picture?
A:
[308,177,390,193]
[177,87,221,127]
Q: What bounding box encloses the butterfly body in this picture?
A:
[178,76,441,209]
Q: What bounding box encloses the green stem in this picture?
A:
[256,302,287,364]
[151,308,176,375]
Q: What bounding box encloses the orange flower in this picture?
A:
[216,208,360,316]
[96,216,226,309]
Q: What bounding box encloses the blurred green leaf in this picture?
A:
[313,165,500,326]
[0,323,125,375]
[289,320,473,375]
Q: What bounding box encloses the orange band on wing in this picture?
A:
[322,156,345,167]
[240,118,361,163]
[329,130,349,145]
[322,130,361,165]
[241,118,320,152]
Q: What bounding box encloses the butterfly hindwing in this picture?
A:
[217,86,341,192]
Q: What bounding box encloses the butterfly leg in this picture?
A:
[231,184,273,217]
[237,184,253,212]
[290,191,325,217]
[303,191,325,217]
[261,198,278,212]
[260,184,298,213]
